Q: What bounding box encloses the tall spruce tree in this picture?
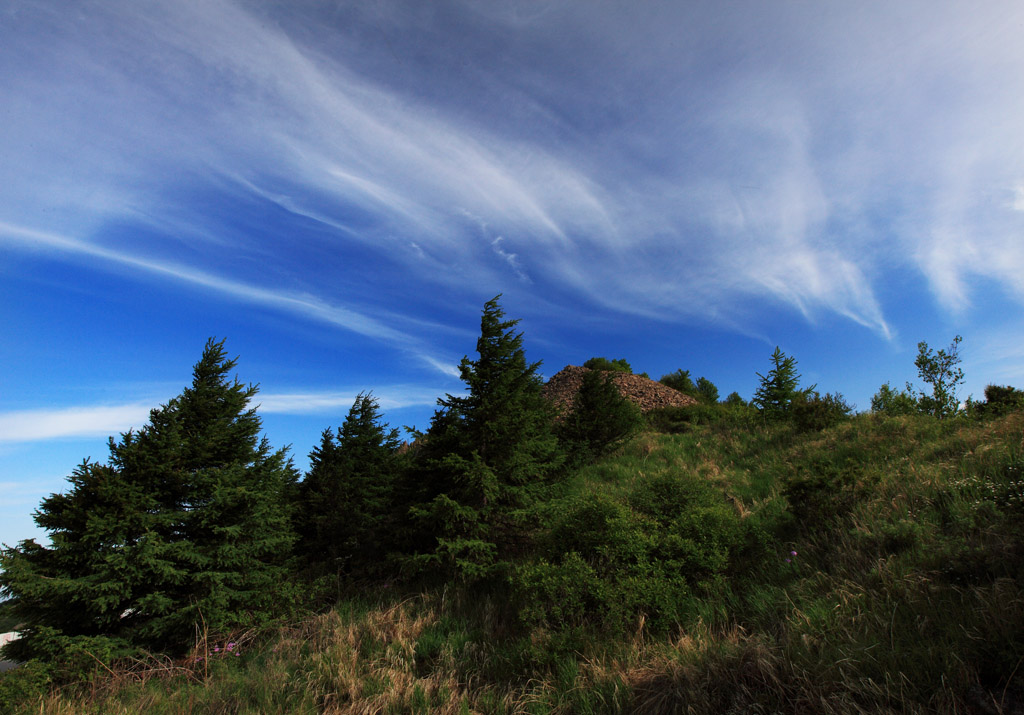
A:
[559,368,642,467]
[404,296,564,581]
[0,339,297,662]
[752,347,814,419]
[299,392,401,574]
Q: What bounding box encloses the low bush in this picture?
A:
[791,391,853,431]
[515,474,752,634]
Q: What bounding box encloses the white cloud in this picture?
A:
[0,221,424,350]
[0,386,443,443]
[0,403,153,443]
[1013,184,1024,212]
[258,388,441,414]
[3,0,1024,338]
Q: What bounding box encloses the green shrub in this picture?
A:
[870,382,918,415]
[659,369,696,396]
[695,377,720,404]
[646,403,758,433]
[0,660,53,714]
[514,552,611,628]
[791,391,853,431]
[583,357,633,373]
[783,461,871,532]
[723,391,747,407]
[659,370,719,403]
[976,385,1024,418]
[516,477,750,633]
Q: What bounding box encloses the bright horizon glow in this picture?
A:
[3,0,1023,549]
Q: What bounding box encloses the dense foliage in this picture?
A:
[0,339,297,665]
[913,335,964,418]
[581,356,633,374]
[4,311,1024,714]
[752,346,814,419]
[401,296,564,582]
[298,392,402,576]
[556,368,643,467]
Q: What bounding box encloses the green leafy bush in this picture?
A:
[695,376,720,404]
[783,460,871,532]
[0,660,52,715]
[646,403,758,433]
[791,391,853,431]
[976,385,1024,418]
[723,391,747,407]
[516,475,749,633]
[659,370,719,403]
[870,382,918,415]
[582,357,633,373]
[659,369,697,395]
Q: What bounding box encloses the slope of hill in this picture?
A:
[5,408,1022,714]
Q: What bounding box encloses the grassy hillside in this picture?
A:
[4,409,1023,714]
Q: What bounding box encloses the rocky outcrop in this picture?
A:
[542,365,698,415]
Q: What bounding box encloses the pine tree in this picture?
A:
[0,339,297,662]
[660,369,697,396]
[695,376,720,404]
[404,296,564,581]
[299,392,401,574]
[752,347,814,419]
[559,369,642,467]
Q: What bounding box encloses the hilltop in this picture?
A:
[543,364,699,415]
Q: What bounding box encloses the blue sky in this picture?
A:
[3,0,1024,550]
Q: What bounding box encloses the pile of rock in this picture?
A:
[542,365,698,415]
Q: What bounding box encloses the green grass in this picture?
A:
[5,410,1024,713]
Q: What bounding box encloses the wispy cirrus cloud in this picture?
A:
[257,388,440,415]
[0,403,154,443]
[0,221,463,373]
[0,387,441,444]
[3,0,1024,339]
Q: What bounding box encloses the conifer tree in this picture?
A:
[660,369,697,396]
[752,347,814,419]
[695,376,720,404]
[559,369,642,467]
[299,392,400,574]
[404,296,564,581]
[0,339,297,662]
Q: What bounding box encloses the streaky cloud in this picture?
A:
[0,403,154,443]
[0,221,417,349]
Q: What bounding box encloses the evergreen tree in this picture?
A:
[0,339,297,662]
[723,391,747,407]
[404,296,564,581]
[695,376,720,404]
[660,369,697,396]
[299,392,401,574]
[559,369,642,467]
[752,347,814,419]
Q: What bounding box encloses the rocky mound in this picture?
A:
[542,365,698,415]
